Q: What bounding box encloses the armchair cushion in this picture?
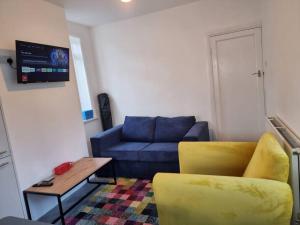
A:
[179,142,256,176]
[122,116,156,142]
[153,173,293,225]
[243,133,289,182]
[154,116,195,142]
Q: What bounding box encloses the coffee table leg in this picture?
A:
[23,192,32,220]
[57,196,65,225]
[111,160,117,185]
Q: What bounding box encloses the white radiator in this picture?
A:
[266,116,300,225]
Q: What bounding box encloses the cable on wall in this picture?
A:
[6,58,16,70]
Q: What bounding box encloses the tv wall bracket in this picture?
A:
[0,55,16,69]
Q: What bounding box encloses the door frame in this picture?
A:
[208,26,266,140]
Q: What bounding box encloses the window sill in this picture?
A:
[83,117,98,124]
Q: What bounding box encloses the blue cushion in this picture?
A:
[154,116,195,142]
[100,142,151,161]
[139,143,178,162]
[122,116,156,142]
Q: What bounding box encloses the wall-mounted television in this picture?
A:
[16,40,69,83]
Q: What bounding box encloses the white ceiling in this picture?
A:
[45,0,200,27]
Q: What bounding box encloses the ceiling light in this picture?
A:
[121,0,132,3]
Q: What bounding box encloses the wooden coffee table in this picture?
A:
[23,157,116,225]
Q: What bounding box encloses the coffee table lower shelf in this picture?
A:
[23,158,116,225]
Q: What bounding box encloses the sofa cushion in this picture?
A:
[154,116,196,142]
[243,133,289,182]
[101,142,151,161]
[139,143,178,162]
[122,116,156,142]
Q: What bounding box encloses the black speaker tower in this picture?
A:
[98,93,113,131]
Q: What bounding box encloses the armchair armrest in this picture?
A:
[153,173,293,225]
[183,121,209,141]
[90,125,123,157]
[179,142,257,176]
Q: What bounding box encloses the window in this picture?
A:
[69,36,94,121]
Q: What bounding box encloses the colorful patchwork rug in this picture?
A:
[65,178,159,225]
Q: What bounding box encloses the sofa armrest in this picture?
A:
[179,142,257,176]
[153,173,292,225]
[90,125,123,157]
[183,121,209,141]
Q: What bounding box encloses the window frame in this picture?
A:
[69,35,95,122]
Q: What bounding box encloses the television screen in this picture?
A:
[16,40,69,83]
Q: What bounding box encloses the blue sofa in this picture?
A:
[91,116,209,179]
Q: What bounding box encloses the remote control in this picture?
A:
[32,181,53,187]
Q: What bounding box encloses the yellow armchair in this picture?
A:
[153,133,293,225]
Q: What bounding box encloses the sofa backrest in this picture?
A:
[154,116,196,142]
[243,132,289,182]
[122,116,156,142]
[121,116,196,143]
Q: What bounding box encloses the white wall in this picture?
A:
[0,0,88,219]
[92,0,262,130]
[67,22,102,153]
[262,0,300,134]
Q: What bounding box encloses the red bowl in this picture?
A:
[54,162,73,175]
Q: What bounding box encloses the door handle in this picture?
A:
[251,70,262,77]
[0,162,9,169]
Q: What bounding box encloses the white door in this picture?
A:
[210,28,265,141]
[0,105,9,159]
[0,101,24,218]
[0,157,24,218]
